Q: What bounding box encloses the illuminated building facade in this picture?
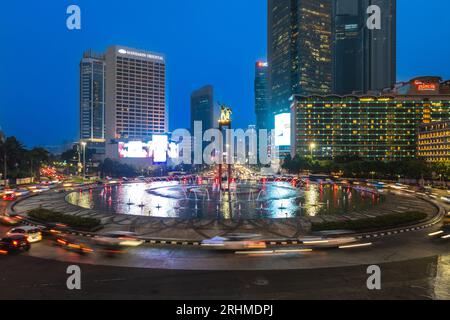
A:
[418,121,450,163]
[105,46,167,141]
[268,0,333,126]
[291,93,450,161]
[254,61,270,131]
[80,51,106,154]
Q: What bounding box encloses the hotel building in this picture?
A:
[418,121,450,163]
[105,46,167,141]
[291,77,450,160]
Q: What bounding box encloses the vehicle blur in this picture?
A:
[202,234,266,251]
[2,191,16,201]
[7,226,42,243]
[93,231,144,249]
[0,215,22,226]
[0,234,31,254]
[54,235,94,254]
[300,236,358,249]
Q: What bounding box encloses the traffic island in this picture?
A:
[9,188,442,241]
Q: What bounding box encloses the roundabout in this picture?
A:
[10,178,442,241]
[1,183,449,299]
[64,178,383,220]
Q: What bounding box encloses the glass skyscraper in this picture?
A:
[190,85,218,133]
[254,61,270,130]
[79,51,106,154]
[268,0,333,125]
[333,0,397,94]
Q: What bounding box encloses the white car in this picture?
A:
[440,196,450,204]
[202,234,266,251]
[7,226,43,243]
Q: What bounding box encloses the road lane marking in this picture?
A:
[339,243,372,249]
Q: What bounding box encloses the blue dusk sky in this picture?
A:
[0,0,449,148]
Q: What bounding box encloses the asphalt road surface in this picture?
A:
[0,254,448,300]
[1,200,449,300]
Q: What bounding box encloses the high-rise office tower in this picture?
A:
[190,85,220,156]
[190,85,219,133]
[268,0,333,124]
[254,61,270,130]
[79,51,106,153]
[105,46,167,141]
[333,0,396,94]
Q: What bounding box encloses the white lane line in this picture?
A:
[339,242,373,249]
[235,250,275,255]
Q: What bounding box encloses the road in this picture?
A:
[1,200,449,300]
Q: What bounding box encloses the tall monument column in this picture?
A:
[218,105,233,191]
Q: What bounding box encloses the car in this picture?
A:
[441,196,450,204]
[7,226,43,243]
[93,231,144,248]
[443,214,450,231]
[39,222,69,239]
[54,235,94,254]
[2,191,16,201]
[201,234,266,251]
[0,234,31,254]
[0,215,22,226]
[14,189,30,197]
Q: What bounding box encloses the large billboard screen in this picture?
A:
[152,135,168,163]
[118,141,151,158]
[274,113,291,147]
[117,135,172,163]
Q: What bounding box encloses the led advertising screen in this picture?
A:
[118,141,151,158]
[152,135,169,163]
[274,113,291,147]
[168,142,179,159]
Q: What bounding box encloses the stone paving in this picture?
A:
[11,189,439,240]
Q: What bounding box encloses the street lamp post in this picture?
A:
[1,132,6,187]
[2,152,6,187]
[309,143,316,160]
[81,141,87,181]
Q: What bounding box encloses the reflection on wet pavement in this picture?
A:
[66,182,383,219]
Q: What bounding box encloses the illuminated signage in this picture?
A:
[257,61,268,68]
[418,84,437,91]
[118,141,151,159]
[414,80,438,92]
[117,48,164,61]
[274,113,291,147]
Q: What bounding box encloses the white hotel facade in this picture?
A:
[105,45,168,141]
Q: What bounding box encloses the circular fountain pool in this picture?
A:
[66,180,383,220]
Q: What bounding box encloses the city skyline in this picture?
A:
[0,1,449,303]
[1,0,450,148]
